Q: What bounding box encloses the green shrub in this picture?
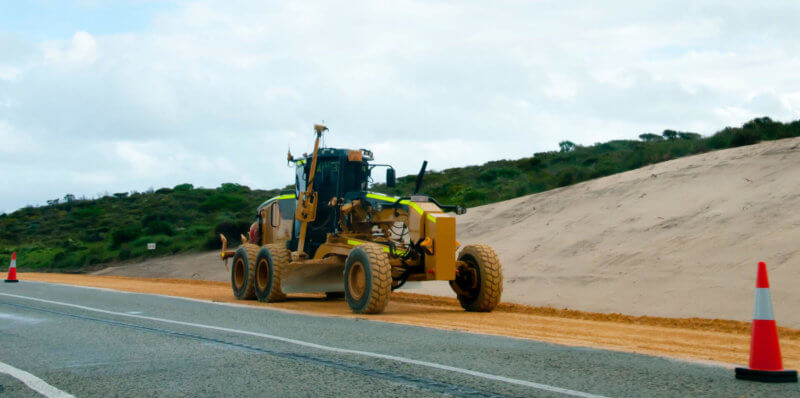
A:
[144,220,174,236]
[82,229,104,242]
[210,221,251,248]
[200,193,247,212]
[53,250,86,269]
[111,225,142,248]
[173,183,194,191]
[731,130,761,147]
[462,189,488,204]
[557,170,575,187]
[520,157,542,170]
[478,168,521,182]
[219,183,250,194]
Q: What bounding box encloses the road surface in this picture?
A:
[1,281,797,397]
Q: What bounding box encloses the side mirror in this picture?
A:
[386,168,396,188]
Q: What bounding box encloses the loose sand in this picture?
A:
[93,137,800,328]
[13,273,800,370]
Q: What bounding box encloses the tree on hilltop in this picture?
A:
[639,133,663,142]
[559,140,576,152]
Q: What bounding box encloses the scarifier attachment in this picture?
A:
[219,234,234,272]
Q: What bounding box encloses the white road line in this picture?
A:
[0,362,74,398]
[1,292,606,398]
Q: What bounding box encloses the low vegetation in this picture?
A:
[0,183,286,271]
[1,116,798,271]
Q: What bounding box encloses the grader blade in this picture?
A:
[280,258,345,294]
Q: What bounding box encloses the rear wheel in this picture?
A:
[450,244,503,312]
[344,243,391,314]
[254,243,289,302]
[231,244,259,300]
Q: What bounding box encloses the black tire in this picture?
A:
[254,243,289,302]
[231,244,258,300]
[325,292,345,300]
[450,244,503,312]
[344,243,391,314]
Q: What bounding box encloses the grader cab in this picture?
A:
[221,124,502,314]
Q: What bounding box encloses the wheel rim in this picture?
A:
[454,257,480,298]
[348,261,366,301]
[233,258,245,289]
[256,258,270,290]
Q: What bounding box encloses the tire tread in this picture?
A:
[456,244,503,312]
[255,243,289,302]
[232,243,259,300]
[350,243,392,314]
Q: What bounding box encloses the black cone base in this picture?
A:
[4,280,19,283]
[736,367,798,383]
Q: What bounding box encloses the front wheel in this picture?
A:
[344,243,391,314]
[450,244,503,312]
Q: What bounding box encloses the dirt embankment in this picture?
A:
[15,273,800,370]
[413,137,800,327]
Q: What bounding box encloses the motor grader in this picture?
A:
[220,124,502,314]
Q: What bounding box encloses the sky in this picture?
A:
[1,0,800,213]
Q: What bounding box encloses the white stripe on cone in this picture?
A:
[9,259,15,269]
[753,288,775,320]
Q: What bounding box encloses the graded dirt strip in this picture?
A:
[17,273,800,370]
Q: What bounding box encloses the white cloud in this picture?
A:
[43,31,97,65]
[1,0,800,212]
[114,141,160,175]
[0,121,35,154]
[544,73,579,101]
[781,92,800,114]
[0,66,23,81]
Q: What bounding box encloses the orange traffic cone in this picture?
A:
[735,261,797,382]
[4,252,18,283]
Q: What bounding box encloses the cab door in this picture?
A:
[260,200,294,245]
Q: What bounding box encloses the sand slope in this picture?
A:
[416,137,800,327]
[95,137,800,327]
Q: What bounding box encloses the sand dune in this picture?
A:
[413,136,800,327]
[96,137,800,326]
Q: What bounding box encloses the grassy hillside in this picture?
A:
[377,117,800,207]
[1,116,798,271]
[0,183,286,271]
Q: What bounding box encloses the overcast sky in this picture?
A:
[1,0,799,213]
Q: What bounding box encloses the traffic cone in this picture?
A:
[4,252,18,283]
[735,261,797,382]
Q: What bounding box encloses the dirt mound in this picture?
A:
[93,251,229,281]
[94,137,800,327]
[413,137,800,327]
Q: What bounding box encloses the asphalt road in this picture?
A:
[1,282,797,397]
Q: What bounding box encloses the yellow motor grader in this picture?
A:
[221,124,502,314]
